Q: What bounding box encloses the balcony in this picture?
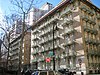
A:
[84,25,91,32]
[90,29,98,35]
[32,44,40,48]
[60,8,72,17]
[33,29,41,34]
[58,43,65,50]
[90,19,96,25]
[11,52,18,56]
[39,40,44,45]
[40,32,45,37]
[89,10,94,16]
[44,29,51,36]
[65,28,75,35]
[43,39,49,44]
[86,9,94,16]
[68,52,76,57]
[33,36,40,41]
[54,34,64,40]
[32,51,38,55]
[44,21,50,27]
[39,58,44,62]
[80,6,87,12]
[49,16,59,24]
[88,50,95,56]
[57,25,63,29]
[61,19,70,26]
[85,38,93,44]
[92,39,97,45]
[32,59,37,62]
[11,57,19,61]
[66,40,75,46]
[81,16,89,22]
[97,15,100,19]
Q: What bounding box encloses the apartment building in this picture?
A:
[26,2,53,26]
[10,20,22,41]
[31,0,100,74]
[9,31,31,71]
[9,35,21,70]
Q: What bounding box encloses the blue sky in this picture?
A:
[0,0,100,39]
[0,0,100,15]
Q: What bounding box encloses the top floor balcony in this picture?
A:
[60,8,72,18]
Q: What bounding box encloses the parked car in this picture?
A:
[58,68,76,75]
[31,70,63,75]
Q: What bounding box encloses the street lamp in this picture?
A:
[53,23,55,70]
[52,22,58,70]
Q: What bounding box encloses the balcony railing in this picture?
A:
[32,44,40,48]
[39,58,45,62]
[61,19,68,26]
[90,19,96,25]
[97,15,100,19]
[66,40,75,46]
[32,59,37,62]
[49,16,59,24]
[90,29,98,35]
[57,25,63,29]
[80,6,87,12]
[58,43,65,50]
[60,8,72,17]
[11,52,18,56]
[54,34,64,40]
[32,51,38,55]
[81,15,89,22]
[85,38,99,45]
[85,38,93,44]
[11,57,19,61]
[84,25,91,32]
[33,36,40,41]
[86,9,94,16]
[88,49,95,56]
[33,29,41,34]
[65,28,75,35]
[88,49,100,56]
[80,6,94,16]
[90,11,94,16]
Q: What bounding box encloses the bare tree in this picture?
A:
[0,27,10,71]
[0,14,20,71]
[10,0,41,73]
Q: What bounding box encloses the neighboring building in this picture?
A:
[40,2,53,12]
[31,0,100,75]
[26,2,53,26]
[9,35,21,70]
[9,32,31,71]
[9,17,31,70]
[10,20,22,41]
